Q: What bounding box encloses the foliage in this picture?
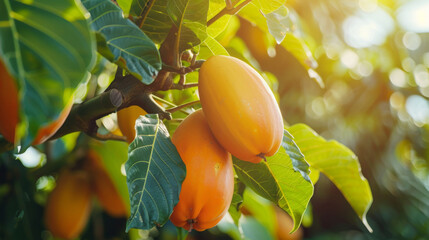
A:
[2,0,428,239]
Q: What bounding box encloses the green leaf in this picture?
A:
[0,0,96,147]
[198,35,229,59]
[281,33,318,69]
[207,0,231,37]
[82,0,161,84]
[117,0,132,15]
[125,114,186,231]
[228,179,245,225]
[240,216,274,240]
[167,0,209,52]
[129,0,172,43]
[233,133,314,233]
[251,0,286,14]
[239,4,322,87]
[263,5,292,44]
[288,123,373,232]
[242,189,276,237]
[283,129,311,181]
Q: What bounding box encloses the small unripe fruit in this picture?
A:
[117,105,147,143]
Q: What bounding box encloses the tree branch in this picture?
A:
[50,89,123,140]
[207,0,252,26]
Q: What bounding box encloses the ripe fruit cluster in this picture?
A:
[170,55,284,231]
[44,150,127,239]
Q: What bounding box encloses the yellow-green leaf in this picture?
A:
[288,123,373,232]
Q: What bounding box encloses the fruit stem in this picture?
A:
[166,100,200,114]
[187,219,196,232]
[257,153,267,162]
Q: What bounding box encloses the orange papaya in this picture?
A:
[86,150,128,217]
[117,105,147,143]
[170,109,234,231]
[0,59,72,145]
[198,55,284,163]
[274,206,303,240]
[0,60,19,143]
[32,99,73,145]
[44,170,92,239]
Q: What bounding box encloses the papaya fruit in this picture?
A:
[0,60,19,143]
[274,206,303,240]
[198,55,284,163]
[45,170,92,239]
[0,59,72,145]
[32,99,73,145]
[117,105,147,143]
[86,150,128,217]
[170,109,234,231]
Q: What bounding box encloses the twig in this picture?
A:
[138,0,155,28]
[207,0,252,26]
[152,95,192,115]
[171,83,199,90]
[225,0,234,9]
[162,60,205,75]
[152,95,177,107]
[50,89,123,140]
[166,100,200,113]
[91,133,127,142]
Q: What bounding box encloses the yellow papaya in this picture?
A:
[170,109,234,231]
[117,105,147,143]
[198,55,284,163]
[44,170,92,239]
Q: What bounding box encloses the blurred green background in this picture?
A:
[2,0,429,239]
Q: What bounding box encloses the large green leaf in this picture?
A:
[233,132,313,232]
[242,189,276,237]
[251,0,286,14]
[82,0,161,84]
[117,0,132,15]
[198,35,229,59]
[167,0,209,52]
[263,5,292,44]
[125,114,186,231]
[288,123,373,232]
[207,0,231,37]
[0,0,95,147]
[239,4,322,87]
[129,0,172,43]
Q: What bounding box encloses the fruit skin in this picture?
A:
[170,109,234,231]
[274,206,303,240]
[45,170,92,239]
[0,60,19,143]
[117,105,147,143]
[198,55,284,163]
[32,99,73,145]
[86,150,128,217]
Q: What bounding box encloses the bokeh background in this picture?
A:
[2,0,429,239]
